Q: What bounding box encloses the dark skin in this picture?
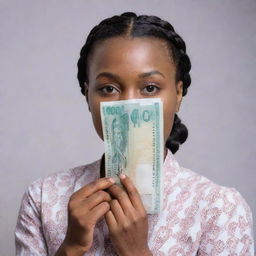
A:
[55,36,183,256]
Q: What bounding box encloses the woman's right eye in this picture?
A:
[100,85,119,95]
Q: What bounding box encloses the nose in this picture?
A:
[119,86,140,101]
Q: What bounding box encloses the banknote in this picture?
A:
[100,98,164,214]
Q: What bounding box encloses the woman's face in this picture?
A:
[86,36,183,146]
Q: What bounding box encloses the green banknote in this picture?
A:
[100,98,164,214]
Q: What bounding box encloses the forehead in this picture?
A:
[87,36,176,80]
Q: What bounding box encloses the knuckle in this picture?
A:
[131,214,139,224]
[128,186,138,196]
[94,191,107,203]
[121,221,130,233]
[110,199,118,207]
[96,190,105,198]
[69,207,79,218]
[125,177,133,186]
[138,209,147,218]
[89,178,110,190]
[139,212,148,223]
[116,189,127,199]
[99,177,110,186]
[68,197,76,210]
[103,177,111,183]
[101,201,110,210]
[131,212,147,224]
[97,191,110,201]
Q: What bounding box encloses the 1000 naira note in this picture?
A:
[100,98,164,214]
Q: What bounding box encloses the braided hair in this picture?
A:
[77,12,191,154]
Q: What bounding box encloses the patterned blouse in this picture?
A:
[15,149,254,255]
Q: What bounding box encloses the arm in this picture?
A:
[199,187,254,255]
[15,179,48,255]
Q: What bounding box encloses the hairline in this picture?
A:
[86,34,178,84]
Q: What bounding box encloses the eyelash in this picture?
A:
[142,83,160,95]
[98,83,160,96]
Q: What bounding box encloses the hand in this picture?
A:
[105,174,152,256]
[55,177,115,255]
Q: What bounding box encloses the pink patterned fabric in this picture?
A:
[15,150,254,255]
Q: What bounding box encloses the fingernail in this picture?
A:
[108,177,115,184]
[119,173,126,179]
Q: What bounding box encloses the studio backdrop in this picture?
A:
[0,0,255,255]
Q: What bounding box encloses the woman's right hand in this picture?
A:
[55,177,115,256]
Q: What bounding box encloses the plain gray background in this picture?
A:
[0,0,255,255]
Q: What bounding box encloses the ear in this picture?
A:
[84,82,91,112]
[175,81,183,113]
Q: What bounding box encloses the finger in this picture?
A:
[109,199,126,224]
[86,201,110,225]
[119,174,145,211]
[108,184,134,213]
[80,190,111,211]
[105,210,117,231]
[71,177,115,201]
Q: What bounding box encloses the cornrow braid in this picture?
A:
[77,12,192,154]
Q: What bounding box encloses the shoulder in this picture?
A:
[177,166,254,253]
[178,165,253,221]
[164,152,252,219]
[24,159,101,205]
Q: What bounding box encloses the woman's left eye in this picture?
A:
[142,84,160,95]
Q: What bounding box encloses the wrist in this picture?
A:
[140,247,152,256]
[120,247,152,256]
[55,241,88,256]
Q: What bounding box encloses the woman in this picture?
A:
[15,12,254,255]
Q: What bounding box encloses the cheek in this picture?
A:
[88,94,104,140]
[87,92,177,144]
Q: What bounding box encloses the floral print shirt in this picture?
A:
[15,149,254,255]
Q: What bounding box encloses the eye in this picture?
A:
[100,85,119,95]
[142,83,160,95]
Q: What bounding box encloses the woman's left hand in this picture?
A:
[105,174,152,256]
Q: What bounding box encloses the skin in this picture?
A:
[86,36,183,145]
[55,36,183,256]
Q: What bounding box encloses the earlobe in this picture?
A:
[175,81,183,113]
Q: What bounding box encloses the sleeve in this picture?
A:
[199,187,254,255]
[15,178,48,255]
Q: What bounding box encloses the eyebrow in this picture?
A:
[96,72,120,80]
[138,70,165,79]
[95,70,165,80]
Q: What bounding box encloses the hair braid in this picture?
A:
[77,12,192,154]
